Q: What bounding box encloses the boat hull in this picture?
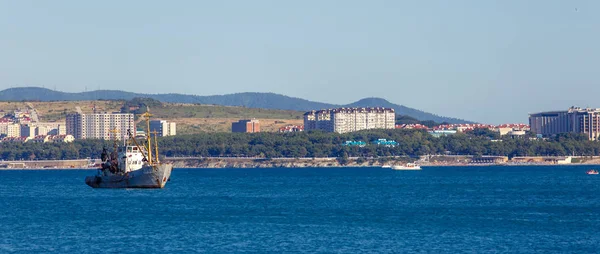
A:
[85,164,173,188]
[392,166,422,170]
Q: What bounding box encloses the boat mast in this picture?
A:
[109,128,119,151]
[152,130,160,164]
[141,110,153,165]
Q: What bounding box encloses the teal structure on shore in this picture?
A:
[372,139,397,147]
[342,140,366,147]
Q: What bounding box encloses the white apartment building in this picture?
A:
[0,123,21,138]
[304,107,395,133]
[66,112,135,140]
[36,122,66,135]
[20,123,66,137]
[149,120,176,137]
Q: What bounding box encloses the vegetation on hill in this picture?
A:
[347,97,467,124]
[395,115,449,127]
[0,99,305,134]
[121,97,163,115]
[119,98,303,120]
[0,129,597,161]
[0,87,472,124]
[0,100,124,122]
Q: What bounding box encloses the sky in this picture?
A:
[1,0,598,124]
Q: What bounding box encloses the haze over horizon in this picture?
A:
[1,0,598,124]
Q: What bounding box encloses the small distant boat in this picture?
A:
[392,163,421,170]
[381,165,392,169]
[587,169,599,175]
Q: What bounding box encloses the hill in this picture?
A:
[0,87,472,123]
[0,100,304,134]
[343,98,457,124]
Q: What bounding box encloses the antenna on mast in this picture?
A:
[140,108,153,165]
[152,130,160,164]
[109,128,119,142]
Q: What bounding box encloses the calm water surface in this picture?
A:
[0,166,599,253]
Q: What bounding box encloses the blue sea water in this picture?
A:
[0,166,599,253]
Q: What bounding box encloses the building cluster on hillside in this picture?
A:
[529,106,600,141]
[396,123,530,137]
[304,107,396,134]
[431,123,530,133]
[66,111,176,140]
[1,134,75,143]
[0,108,67,139]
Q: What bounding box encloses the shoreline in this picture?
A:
[1,157,599,170]
[0,161,600,171]
[1,164,598,170]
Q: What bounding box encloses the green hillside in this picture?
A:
[0,87,473,124]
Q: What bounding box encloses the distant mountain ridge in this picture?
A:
[0,87,472,123]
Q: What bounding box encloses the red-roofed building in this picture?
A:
[30,134,75,143]
[279,125,304,133]
[396,124,429,130]
[49,134,75,143]
[0,118,13,124]
[31,135,50,143]
[1,136,31,143]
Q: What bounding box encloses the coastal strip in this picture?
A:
[2,156,600,169]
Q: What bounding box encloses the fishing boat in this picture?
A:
[587,169,599,175]
[85,111,173,188]
[392,163,421,170]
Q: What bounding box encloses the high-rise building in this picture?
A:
[20,125,36,138]
[149,120,177,137]
[304,107,395,133]
[232,119,260,133]
[66,112,135,140]
[529,107,600,140]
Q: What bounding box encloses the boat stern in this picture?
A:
[154,163,173,188]
[85,175,101,188]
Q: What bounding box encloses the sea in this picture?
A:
[0,165,599,253]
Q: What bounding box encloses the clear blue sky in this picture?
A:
[1,0,598,124]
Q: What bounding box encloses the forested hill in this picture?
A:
[0,87,472,124]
